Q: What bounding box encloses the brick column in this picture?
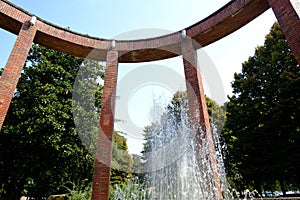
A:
[92,49,118,200]
[181,38,222,199]
[268,0,300,65]
[0,21,36,130]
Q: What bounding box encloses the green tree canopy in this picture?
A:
[0,44,153,199]
[0,44,104,199]
[111,131,134,186]
[222,23,300,194]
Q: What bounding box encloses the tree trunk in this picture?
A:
[280,179,286,196]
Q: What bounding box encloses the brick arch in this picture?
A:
[0,0,299,199]
[0,0,270,62]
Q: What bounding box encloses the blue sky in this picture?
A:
[0,0,278,154]
[0,0,277,97]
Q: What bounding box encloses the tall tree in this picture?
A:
[222,23,300,194]
[0,44,104,199]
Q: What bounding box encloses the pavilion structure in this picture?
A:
[0,0,299,199]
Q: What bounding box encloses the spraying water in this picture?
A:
[142,93,231,200]
[112,92,232,199]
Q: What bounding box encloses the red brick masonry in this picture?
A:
[0,0,299,199]
[181,38,223,199]
[92,50,119,200]
[0,21,36,130]
[268,0,300,64]
[0,0,270,63]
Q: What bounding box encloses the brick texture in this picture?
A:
[181,38,222,199]
[91,50,119,200]
[0,0,299,199]
[0,0,270,63]
[268,0,300,65]
[0,22,36,130]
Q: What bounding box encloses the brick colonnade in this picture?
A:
[181,38,223,199]
[268,0,300,65]
[0,0,300,199]
[92,50,119,200]
[0,21,36,130]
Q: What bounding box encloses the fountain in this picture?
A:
[110,91,232,200]
[0,1,299,199]
[140,92,231,200]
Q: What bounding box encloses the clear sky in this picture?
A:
[0,0,278,154]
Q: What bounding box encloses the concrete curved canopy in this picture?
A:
[0,0,270,63]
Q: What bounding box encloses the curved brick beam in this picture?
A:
[1,0,299,199]
[268,0,300,64]
[0,0,270,63]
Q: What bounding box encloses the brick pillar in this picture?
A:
[181,38,222,199]
[268,0,300,65]
[92,49,118,200]
[0,21,36,130]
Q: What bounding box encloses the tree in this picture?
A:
[131,154,144,181]
[206,96,226,135]
[222,23,300,194]
[0,44,137,199]
[0,44,104,199]
[110,131,134,186]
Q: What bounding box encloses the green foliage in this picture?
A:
[109,179,146,200]
[131,154,145,182]
[143,91,186,160]
[72,59,104,156]
[206,96,226,134]
[111,131,134,186]
[142,91,226,184]
[0,43,141,199]
[143,91,225,143]
[143,91,225,155]
[222,23,300,194]
[0,44,104,199]
[62,180,92,200]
